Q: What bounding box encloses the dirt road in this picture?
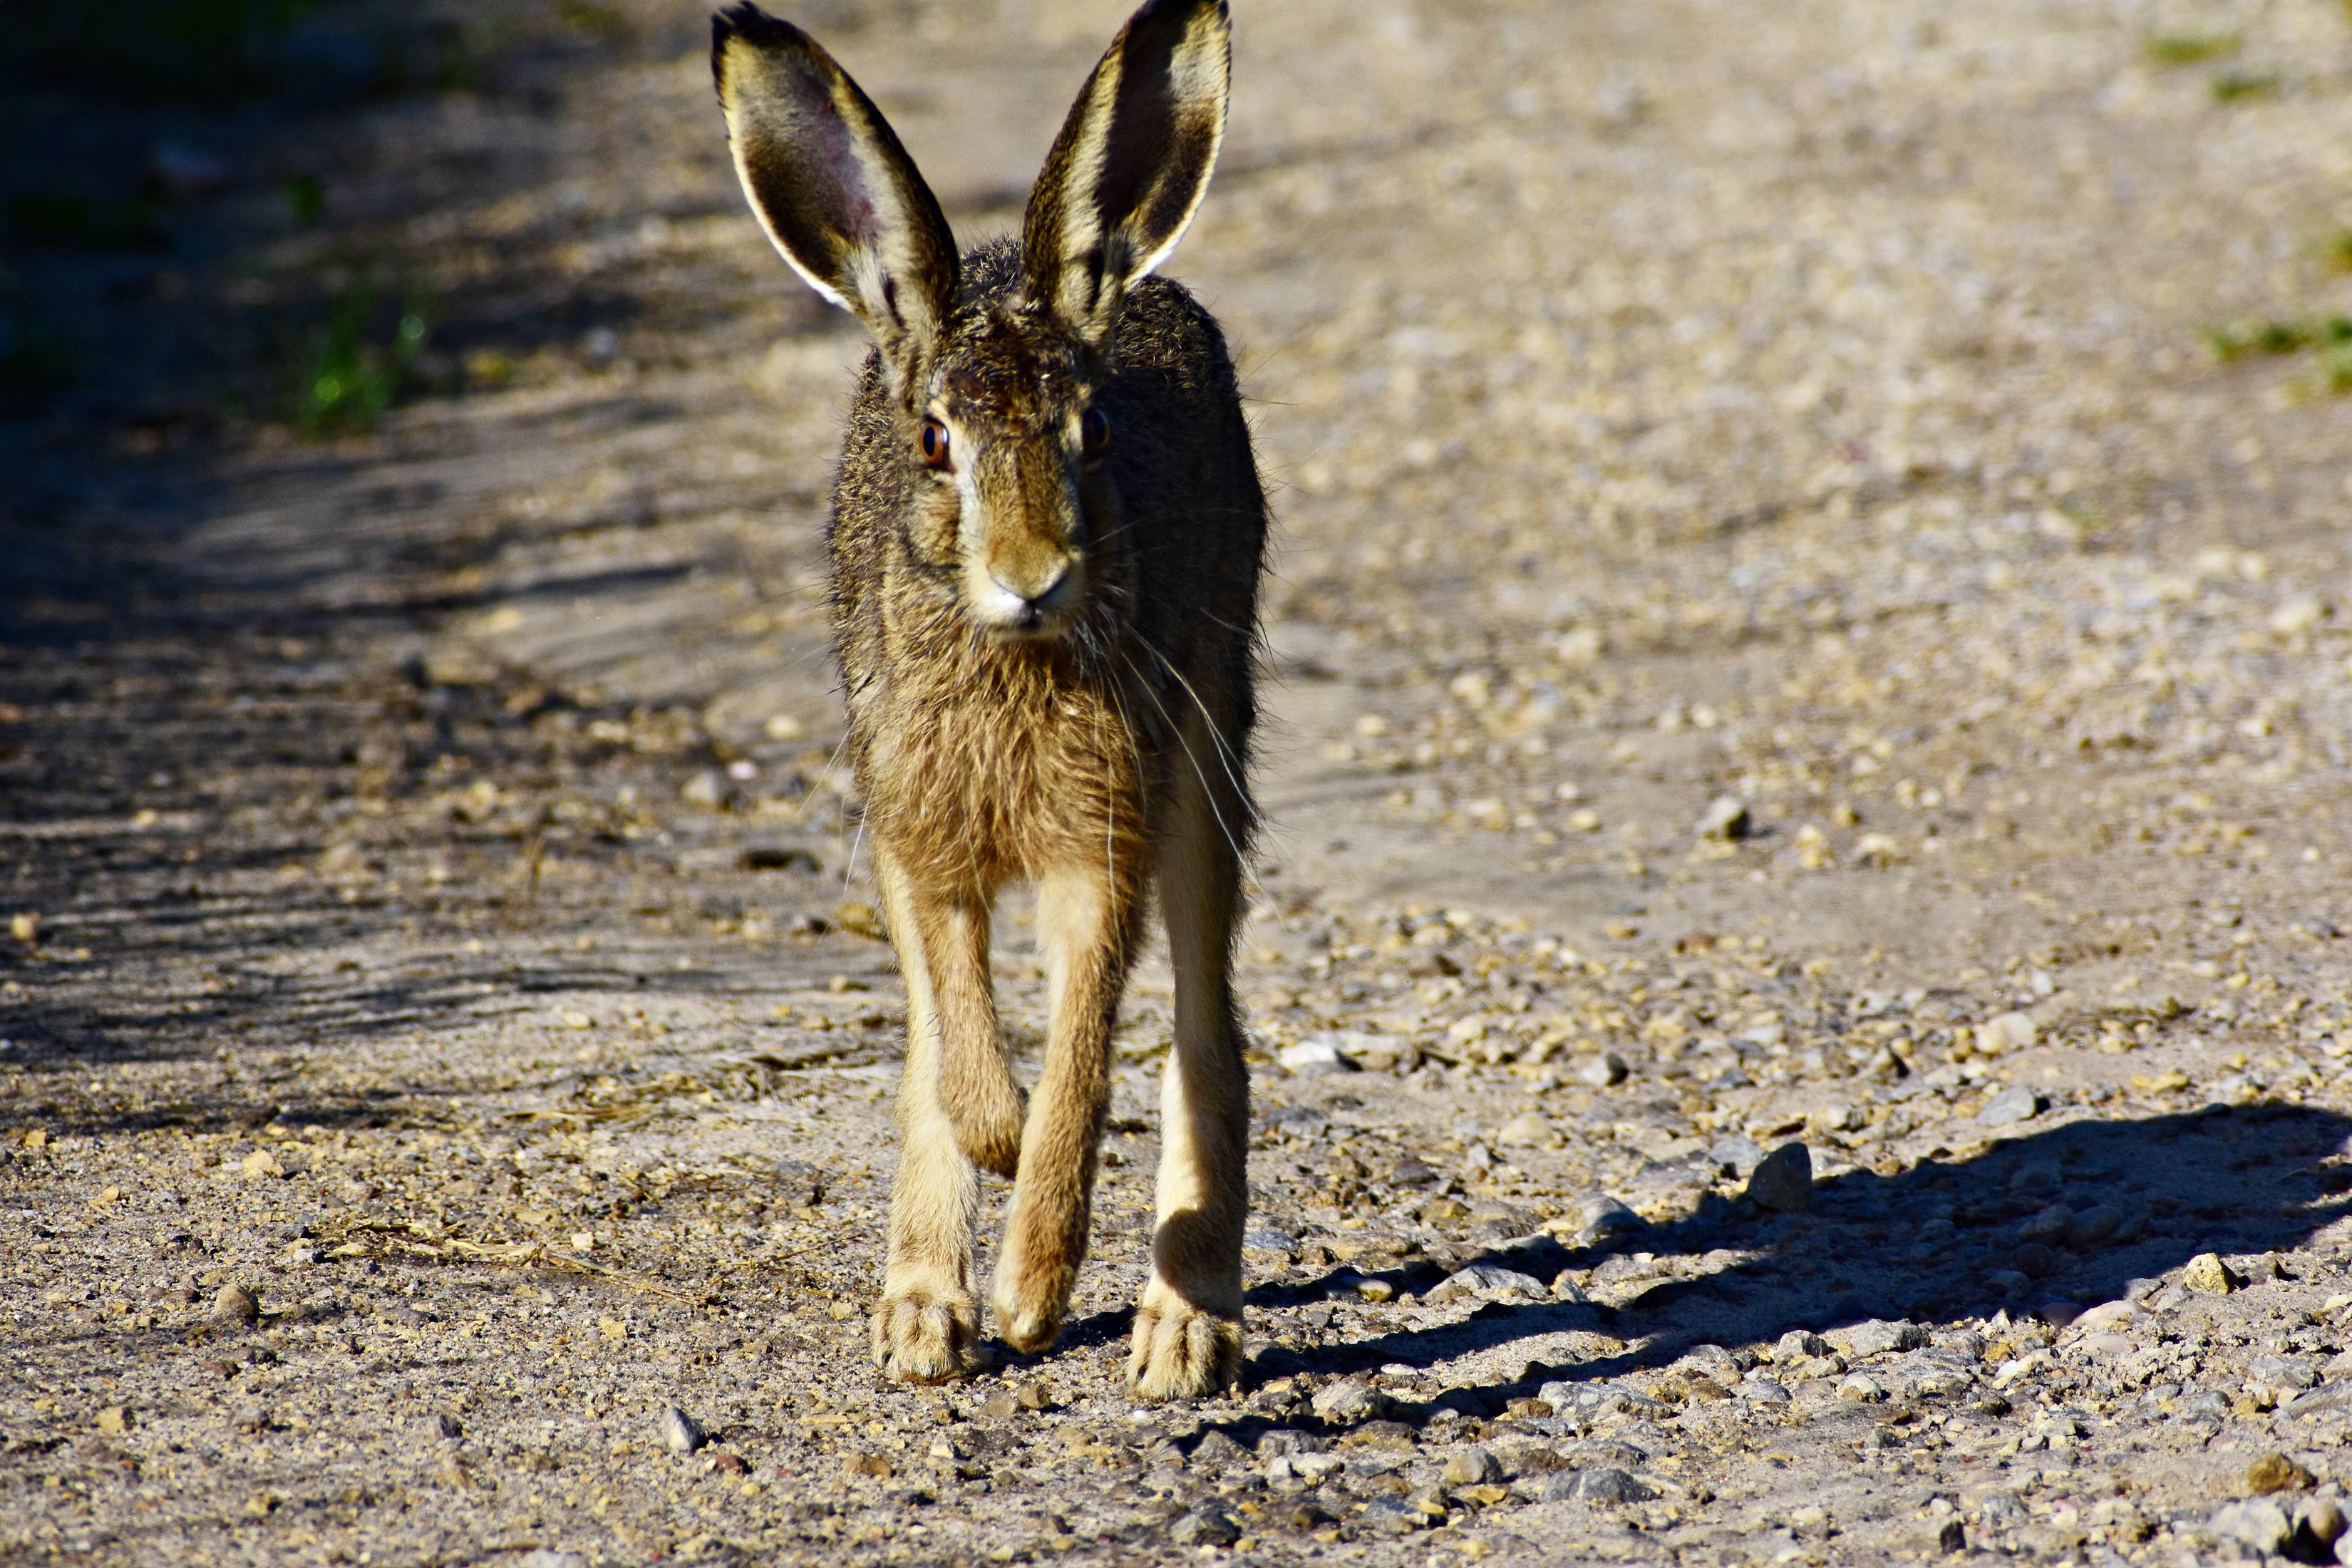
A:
[6,0,2352,1562]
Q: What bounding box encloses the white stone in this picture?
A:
[1426,1264,1547,1304]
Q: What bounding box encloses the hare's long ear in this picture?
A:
[1022,0,1229,346]
[713,3,958,398]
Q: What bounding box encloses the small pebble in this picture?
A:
[1191,1430,1244,1465]
[96,1406,131,1434]
[1168,1506,1240,1546]
[212,1282,260,1326]
[1577,1467,1655,1504]
[2296,1495,2345,1549]
[2245,1452,2315,1495]
[1243,1227,1299,1259]
[2207,1497,2294,1556]
[660,1407,706,1455]
[1567,1191,1642,1238]
[2183,1252,2241,1295]
[1842,1320,1926,1358]
[1976,1012,2038,1054]
[425,1413,462,1443]
[1310,1378,1390,1423]
[679,769,733,809]
[1575,1051,1629,1088]
[1357,1495,1420,1533]
[1277,1038,1351,1075]
[1426,1264,1546,1304]
[843,1452,892,1478]
[1744,1142,1812,1212]
[1710,1133,1765,1177]
[1976,1085,2045,1127]
[1442,1447,1503,1486]
[1696,795,1752,840]
[1496,1113,1550,1147]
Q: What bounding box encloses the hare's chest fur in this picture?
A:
[850,647,1150,890]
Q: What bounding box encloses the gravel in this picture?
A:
[11,0,2352,1562]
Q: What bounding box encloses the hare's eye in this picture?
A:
[1080,406,1110,457]
[919,418,951,470]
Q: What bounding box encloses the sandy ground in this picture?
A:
[6,0,2352,1563]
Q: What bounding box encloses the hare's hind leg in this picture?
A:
[1129,751,1250,1400]
[872,845,991,1381]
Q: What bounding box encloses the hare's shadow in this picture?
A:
[1067,1102,2352,1425]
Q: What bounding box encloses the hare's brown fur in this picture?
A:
[715,0,1264,1398]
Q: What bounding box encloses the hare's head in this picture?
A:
[715,0,1229,642]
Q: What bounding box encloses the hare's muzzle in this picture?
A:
[970,555,1083,640]
[961,440,1088,641]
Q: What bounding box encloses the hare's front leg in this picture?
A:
[991,861,1145,1353]
[872,847,1006,1382]
[1129,760,1250,1400]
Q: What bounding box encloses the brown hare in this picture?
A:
[713,0,1267,1399]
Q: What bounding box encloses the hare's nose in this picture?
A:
[991,561,1072,614]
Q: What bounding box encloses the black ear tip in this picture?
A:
[714,1,771,31]
[1127,0,1232,51]
[1130,0,1228,26]
[713,3,804,51]
[713,1,758,41]
[714,2,818,92]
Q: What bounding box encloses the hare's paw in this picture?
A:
[872,1286,979,1383]
[1128,1285,1242,1401]
[950,1081,1023,1181]
[989,1264,1071,1356]
[990,1197,1082,1354]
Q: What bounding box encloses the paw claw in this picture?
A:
[872,1287,979,1383]
[1128,1296,1242,1401]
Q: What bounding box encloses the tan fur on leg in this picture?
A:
[991,861,1144,1353]
[1130,753,1249,1399]
[872,848,981,1381]
[914,893,1024,1180]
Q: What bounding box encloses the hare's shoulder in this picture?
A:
[1109,274,1236,393]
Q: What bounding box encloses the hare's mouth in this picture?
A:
[974,605,1078,647]
[966,559,1083,643]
